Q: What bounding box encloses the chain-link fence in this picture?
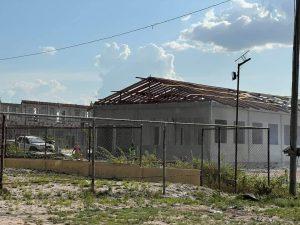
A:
[200,127,270,192]
[5,125,91,160]
[0,112,271,194]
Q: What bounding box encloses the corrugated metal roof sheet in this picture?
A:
[95,77,291,112]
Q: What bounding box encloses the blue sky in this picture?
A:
[0,0,294,104]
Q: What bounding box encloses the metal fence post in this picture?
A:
[44,127,47,160]
[1,115,6,190]
[162,124,166,195]
[91,119,96,193]
[200,128,204,186]
[267,128,270,186]
[23,118,27,152]
[218,127,221,191]
[88,126,91,162]
[234,126,238,193]
[4,125,7,157]
[139,124,143,167]
[112,125,117,157]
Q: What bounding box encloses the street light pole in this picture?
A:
[232,55,251,193]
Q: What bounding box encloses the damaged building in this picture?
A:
[93,76,294,166]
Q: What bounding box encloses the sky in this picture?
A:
[0,0,295,105]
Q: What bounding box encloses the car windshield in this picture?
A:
[28,137,44,143]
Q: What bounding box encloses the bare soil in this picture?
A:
[0,168,298,225]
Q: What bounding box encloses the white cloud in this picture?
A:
[163,41,195,51]
[94,42,131,67]
[135,43,177,77]
[0,71,102,104]
[40,46,57,55]
[233,0,258,9]
[1,79,66,102]
[94,42,182,96]
[95,42,182,80]
[165,0,293,52]
[78,90,99,105]
[47,79,66,92]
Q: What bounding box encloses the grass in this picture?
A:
[4,146,300,223]
[0,168,300,224]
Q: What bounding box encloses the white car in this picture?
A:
[16,136,55,152]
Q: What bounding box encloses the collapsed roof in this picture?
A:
[95,76,291,112]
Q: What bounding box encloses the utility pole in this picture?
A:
[232,51,251,193]
[289,0,300,196]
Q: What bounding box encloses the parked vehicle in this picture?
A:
[16,136,55,152]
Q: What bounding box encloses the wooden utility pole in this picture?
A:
[289,0,300,196]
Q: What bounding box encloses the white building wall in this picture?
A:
[211,102,294,167]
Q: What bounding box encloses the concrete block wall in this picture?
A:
[93,101,212,161]
[5,158,200,186]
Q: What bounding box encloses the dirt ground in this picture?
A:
[0,168,299,225]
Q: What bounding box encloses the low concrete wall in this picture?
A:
[4,158,200,186]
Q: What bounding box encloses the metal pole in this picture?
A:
[4,126,7,157]
[91,119,96,192]
[44,128,47,159]
[289,0,300,196]
[139,124,143,167]
[162,124,166,195]
[112,125,116,157]
[233,56,251,194]
[88,126,91,162]
[24,117,27,152]
[200,128,204,186]
[14,128,17,151]
[218,127,221,190]
[234,65,240,194]
[1,115,6,190]
[267,128,270,186]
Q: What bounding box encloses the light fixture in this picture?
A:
[232,72,237,81]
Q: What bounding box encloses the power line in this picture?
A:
[0,0,231,61]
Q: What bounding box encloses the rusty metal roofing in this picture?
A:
[95,76,291,112]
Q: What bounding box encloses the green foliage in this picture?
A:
[71,151,82,160]
[96,147,115,160]
[237,171,288,196]
[127,144,136,161]
[43,135,55,142]
[6,144,24,157]
[141,151,161,167]
[81,190,95,208]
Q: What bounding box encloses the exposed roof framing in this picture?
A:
[95,76,291,112]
